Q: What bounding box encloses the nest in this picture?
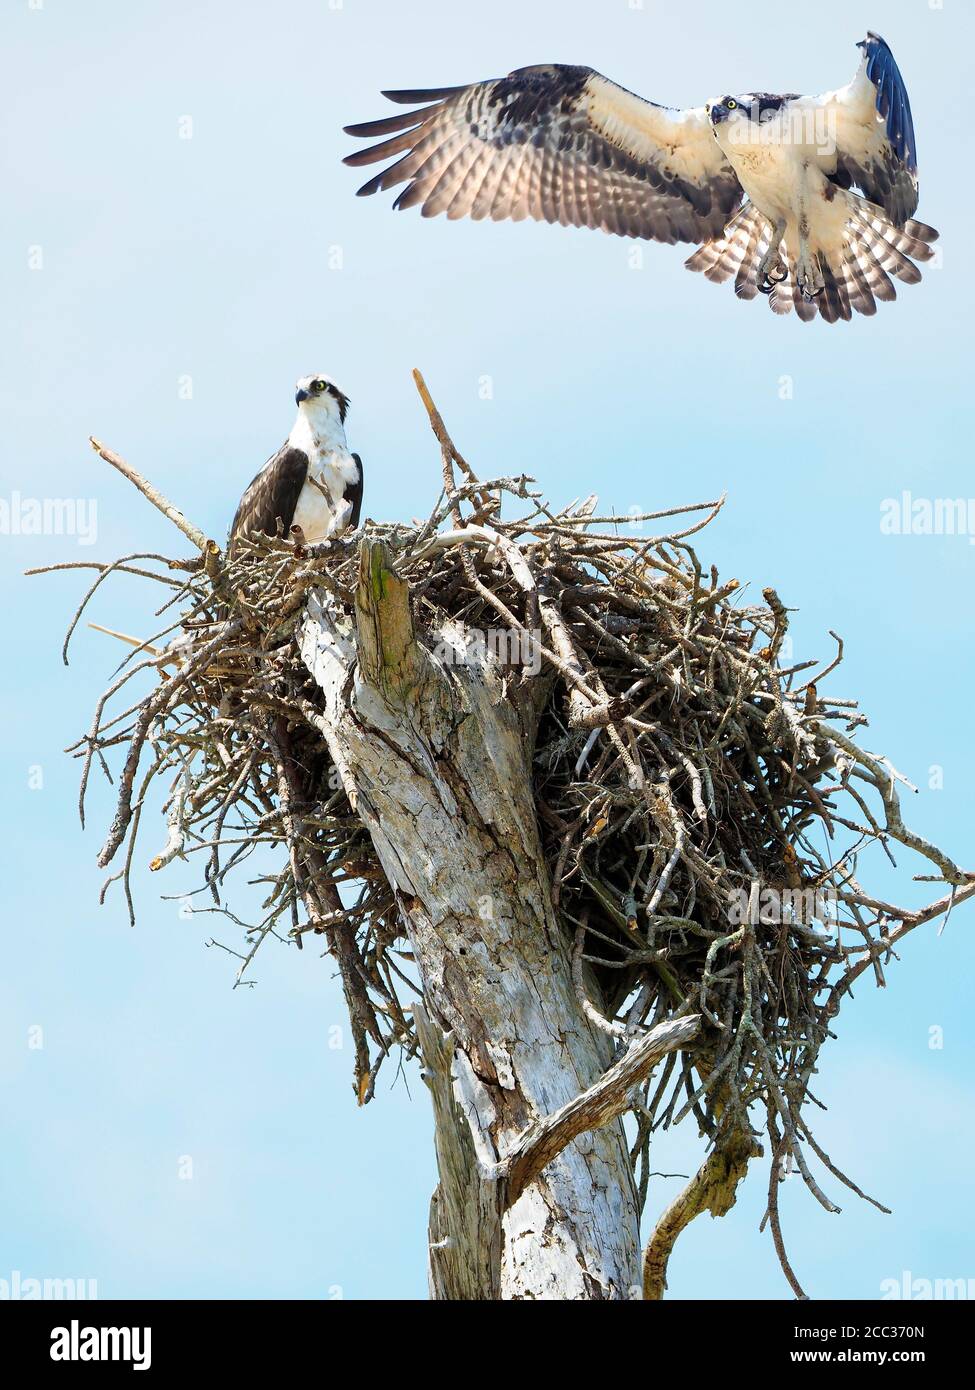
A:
[44,377,970,1297]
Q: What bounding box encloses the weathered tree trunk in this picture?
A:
[299,542,695,1299]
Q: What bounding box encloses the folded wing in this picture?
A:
[344,65,743,245]
[229,448,307,554]
[348,454,364,529]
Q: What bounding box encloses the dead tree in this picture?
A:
[33,372,973,1300]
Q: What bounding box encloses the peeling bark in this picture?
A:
[298,541,697,1299]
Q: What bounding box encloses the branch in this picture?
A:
[829,877,975,1013]
[817,720,972,887]
[148,770,190,871]
[412,368,486,497]
[497,1014,700,1207]
[89,437,211,553]
[643,1124,759,1299]
[88,622,175,668]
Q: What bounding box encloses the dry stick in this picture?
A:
[89,437,211,554]
[49,554,188,665]
[764,1123,809,1300]
[204,751,257,901]
[26,559,186,586]
[799,1123,890,1214]
[827,878,975,1015]
[819,721,971,886]
[643,1119,758,1299]
[89,623,165,658]
[412,368,488,500]
[411,371,512,655]
[88,623,179,672]
[96,620,241,864]
[572,922,626,1038]
[448,523,623,728]
[266,717,382,1099]
[797,630,844,693]
[76,655,166,829]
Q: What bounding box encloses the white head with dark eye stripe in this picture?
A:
[705,95,755,139]
[294,374,351,424]
[706,93,796,151]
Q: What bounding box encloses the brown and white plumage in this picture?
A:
[684,194,937,323]
[345,34,939,324]
[344,65,743,245]
[229,376,363,555]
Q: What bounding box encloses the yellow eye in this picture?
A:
[726,98,738,110]
[314,379,326,392]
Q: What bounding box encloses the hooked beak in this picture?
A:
[710,103,730,126]
[295,388,310,405]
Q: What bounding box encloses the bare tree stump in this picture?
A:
[300,540,694,1298]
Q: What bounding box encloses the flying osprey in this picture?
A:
[344,32,938,323]
[229,375,363,554]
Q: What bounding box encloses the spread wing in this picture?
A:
[820,32,921,225]
[348,454,364,529]
[344,65,743,244]
[229,446,307,554]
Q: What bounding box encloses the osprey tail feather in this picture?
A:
[685,196,938,323]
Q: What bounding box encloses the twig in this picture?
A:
[89,437,211,553]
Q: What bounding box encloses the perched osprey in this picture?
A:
[344,32,938,323]
[229,375,363,553]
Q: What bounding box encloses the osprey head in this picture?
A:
[706,95,751,131]
[706,93,794,147]
[294,374,351,423]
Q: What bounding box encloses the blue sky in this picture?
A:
[2,0,973,1300]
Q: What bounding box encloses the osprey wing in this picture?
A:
[348,454,364,530]
[821,32,924,226]
[229,446,307,554]
[344,65,743,245]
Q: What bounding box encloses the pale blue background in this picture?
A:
[2,0,972,1300]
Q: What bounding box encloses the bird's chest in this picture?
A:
[292,445,357,541]
[308,442,357,493]
[726,143,804,220]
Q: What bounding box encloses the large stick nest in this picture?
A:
[44,377,971,1297]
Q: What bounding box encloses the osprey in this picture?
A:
[344,32,938,324]
[229,375,363,553]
